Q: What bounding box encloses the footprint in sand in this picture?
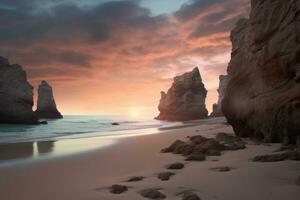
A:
[177,190,201,200]
[158,171,175,181]
[166,162,185,170]
[140,188,166,199]
[126,176,145,182]
[109,184,128,194]
[210,166,233,172]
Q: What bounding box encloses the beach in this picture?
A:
[0,117,299,200]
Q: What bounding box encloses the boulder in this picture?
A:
[35,80,63,119]
[156,67,208,121]
[222,0,300,144]
[0,56,38,124]
[210,75,228,117]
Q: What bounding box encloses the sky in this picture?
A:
[0,0,250,118]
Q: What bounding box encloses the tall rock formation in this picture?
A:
[35,81,63,119]
[210,75,228,117]
[0,56,38,124]
[222,0,300,144]
[156,67,208,121]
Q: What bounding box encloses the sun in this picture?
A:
[128,108,141,118]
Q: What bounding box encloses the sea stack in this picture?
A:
[222,0,300,144]
[0,56,38,124]
[210,75,228,117]
[35,80,63,119]
[156,67,208,121]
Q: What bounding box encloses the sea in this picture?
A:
[0,115,178,164]
[0,115,172,144]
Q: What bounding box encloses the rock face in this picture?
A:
[0,56,38,124]
[222,0,300,144]
[35,81,63,119]
[156,67,208,121]
[210,75,228,117]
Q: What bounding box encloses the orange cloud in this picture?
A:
[0,0,250,117]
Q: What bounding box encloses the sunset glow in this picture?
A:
[0,0,250,117]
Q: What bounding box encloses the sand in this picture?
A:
[0,117,299,200]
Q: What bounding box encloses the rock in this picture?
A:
[289,150,300,161]
[195,138,225,152]
[216,132,241,143]
[173,143,195,155]
[167,162,184,170]
[253,153,290,162]
[156,67,208,121]
[186,153,206,161]
[210,166,231,172]
[210,75,228,117]
[40,121,48,125]
[0,56,38,124]
[190,135,209,145]
[157,172,175,181]
[206,149,221,156]
[216,133,246,150]
[140,188,166,199]
[224,141,246,151]
[297,136,300,149]
[222,0,300,144]
[161,140,186,153]
[274,144,296,152]
[111,122,120,125]
[126,176,145,182]
[182,191,201,200]
[35,80,63,119]
[110,184,128,194]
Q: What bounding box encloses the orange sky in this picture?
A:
[0,0,250,118]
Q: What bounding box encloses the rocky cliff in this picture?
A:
[35,80,63,119]
[222,0,300,144]
[0,56,38,124]
[210,75,228,117]
[156,67,208,121]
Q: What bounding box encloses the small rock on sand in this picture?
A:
[110,184,128,194]
[186,153,206,161]
[140,188,166,199]
[253,153,290,162]
[210,166,231,172]
[126,176,145,182]
[182,191,201,200]
[167,162,184,170]
[206,149,221,156]
[158,172,175,181]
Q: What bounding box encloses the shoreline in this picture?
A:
[0,117,299,200]
[0,118,214,168]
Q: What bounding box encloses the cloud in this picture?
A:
[0,0,251,115]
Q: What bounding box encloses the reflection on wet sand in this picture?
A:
[0,127,161,164]
[37,141,55,154]
[0,140,55,161]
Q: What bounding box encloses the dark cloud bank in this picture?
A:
[0,0,250,81]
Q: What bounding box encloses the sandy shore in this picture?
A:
[0,117,299,200]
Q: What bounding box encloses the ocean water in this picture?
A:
[0,115,171,144]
